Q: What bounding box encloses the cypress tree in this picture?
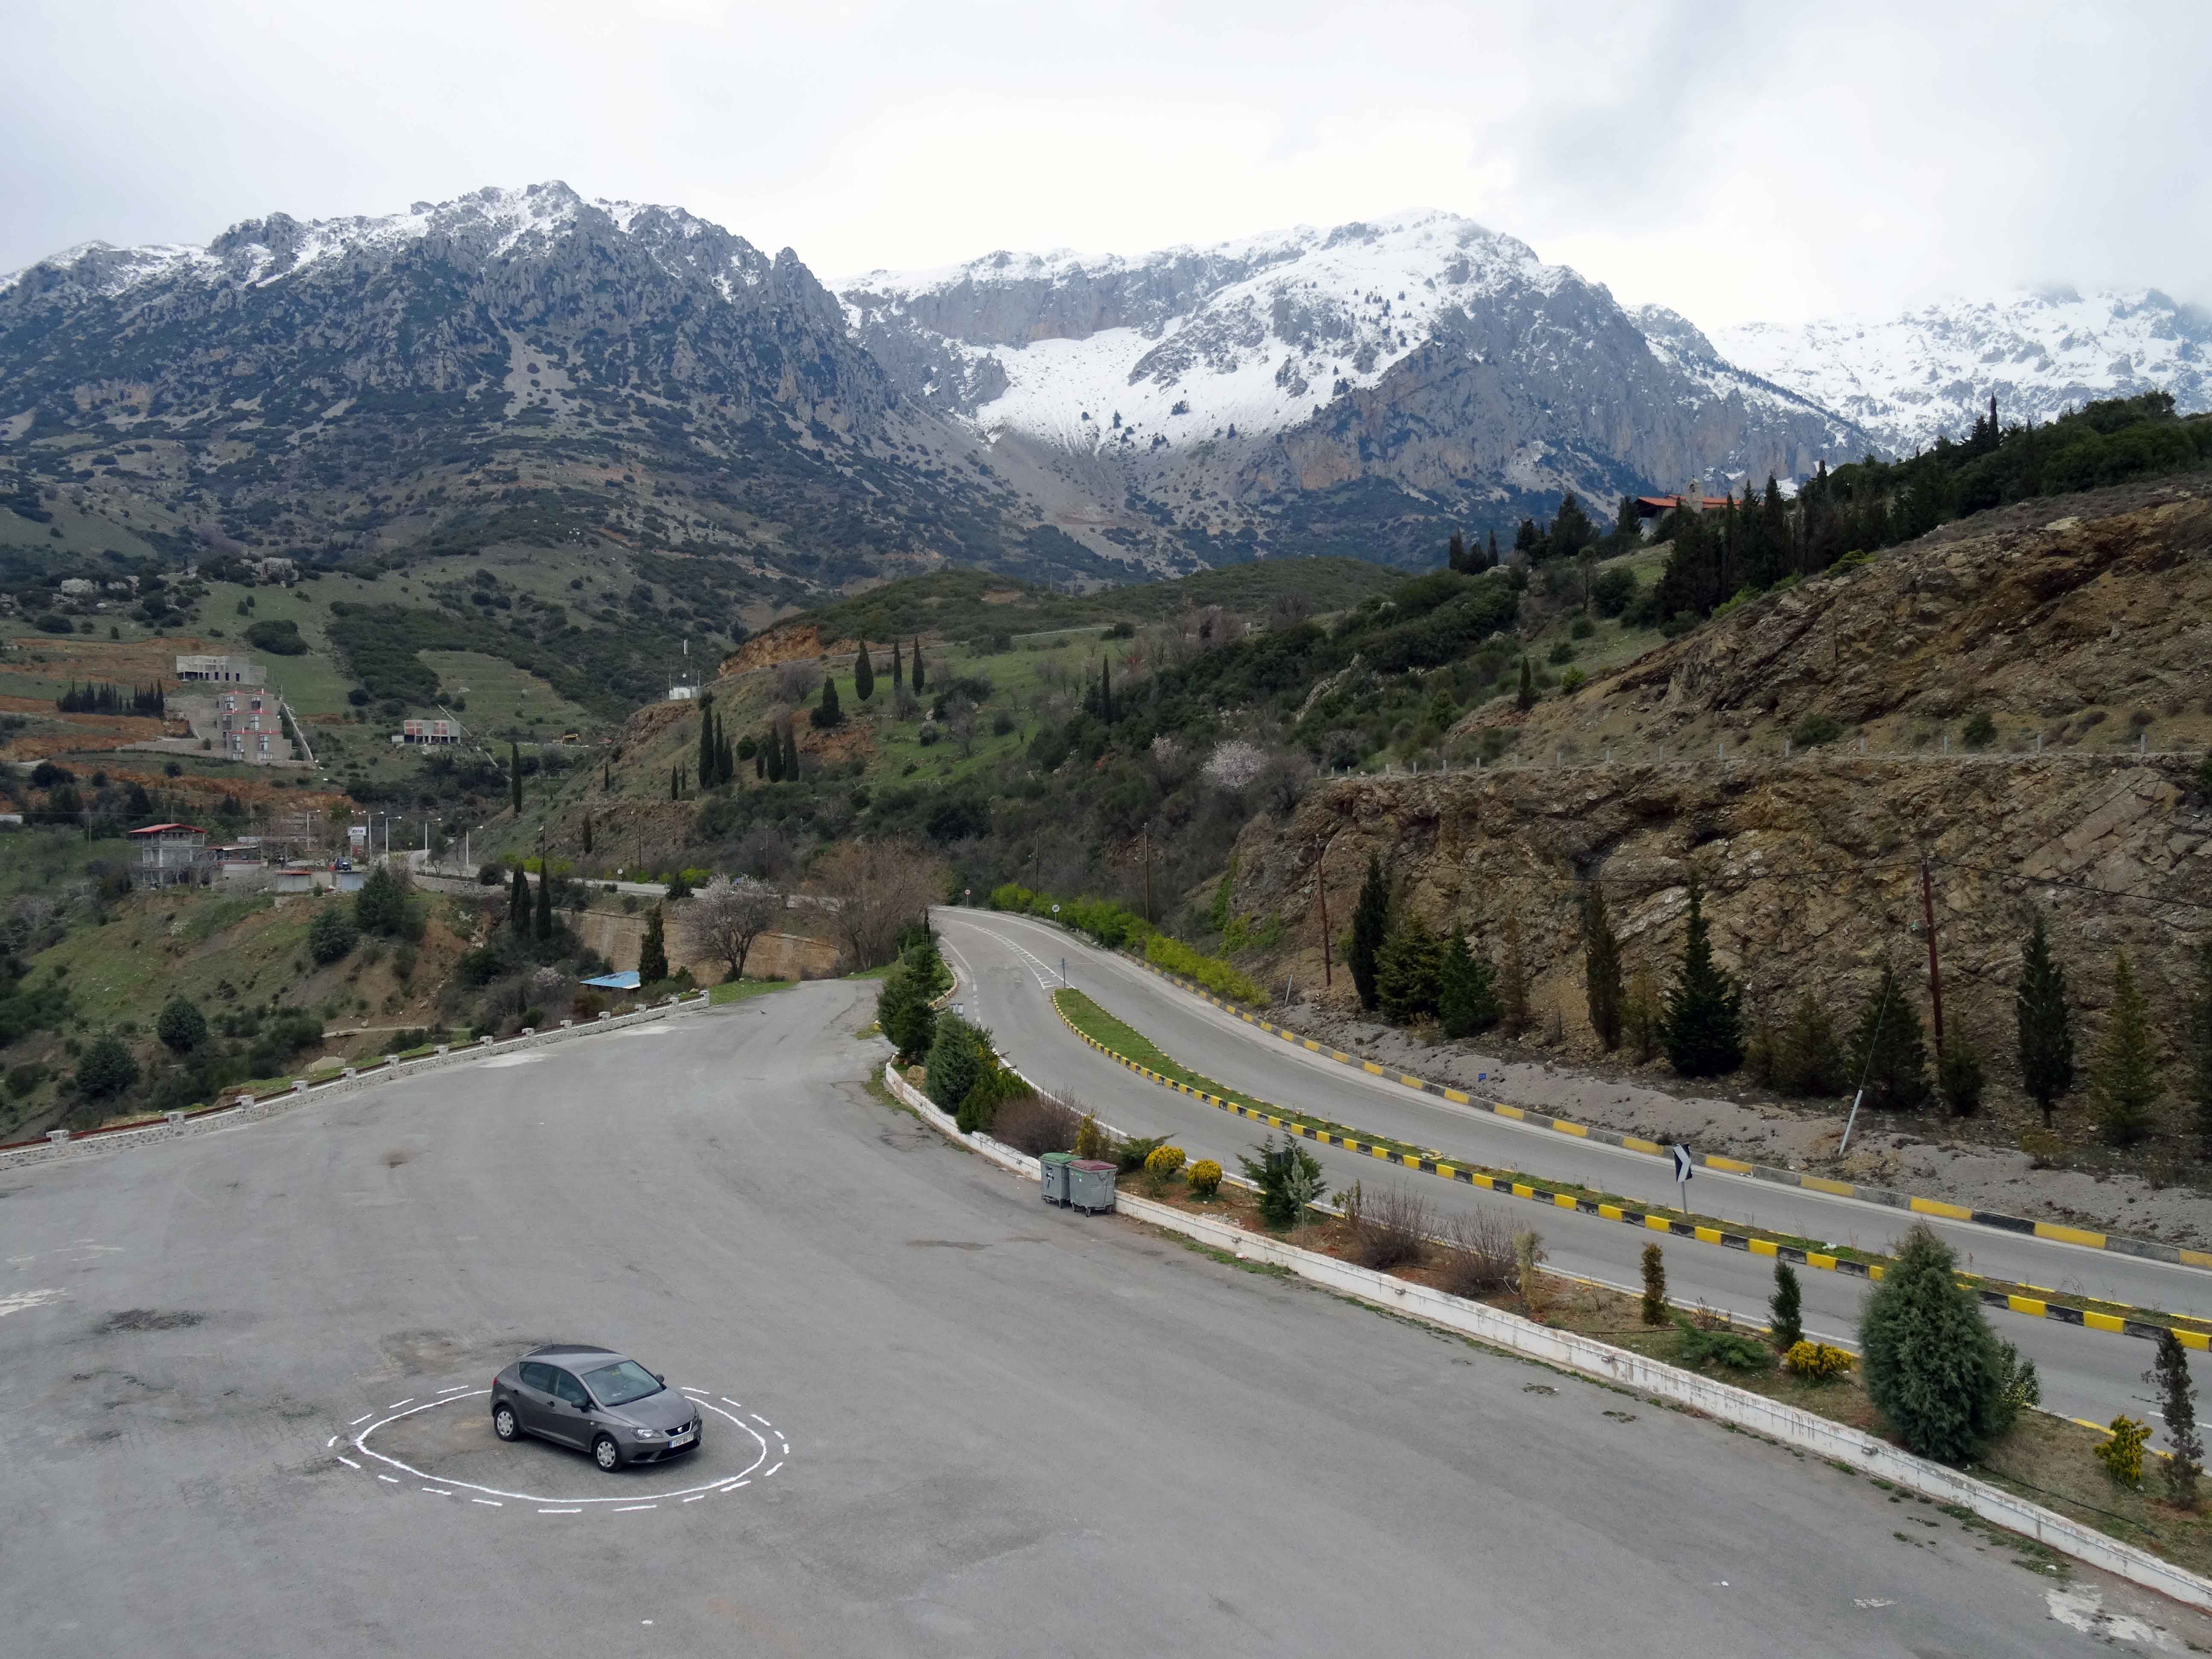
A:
[911,637,925,693]
[782,725,799,780]
[510,741,523,816]
[2091,951,2161,1147]
[1583,883,1623,1051]
[2150,1327,2203,1509]
[698,694,715,786]
[1438,934,1500,1038]
[754,748,765,780]
[509,866,530,936]
[1499,912,1529,1035]
[1661,876,1743,1077]
[1485,529,1499,570]
[1447,530,1467,572]
[891,637,903,688]
[855,641,875,701]
[817,675,842,728]
[1846,962,1928,1110]
[1376,915,1445,1024]
[2015,913,2075,1129]
[1348,853,1389,1013]
[2191,941,2212,1159]
[1770,1260,1803,1349]
[1859,1222,2007,1464]
[1100,659,1113,723]
[1516,658,1535,712]
[582,811,593,856]
[534,856,553,941]
[638,904,669,986]
[764,726,783,783]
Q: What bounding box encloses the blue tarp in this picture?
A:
[581,970,642,990]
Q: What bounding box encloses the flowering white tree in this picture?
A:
[679,876,782,981]
[1203,739,1269,790]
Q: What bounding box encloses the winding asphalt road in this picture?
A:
[936,907,2208,1440]
[0,978,2198,1653]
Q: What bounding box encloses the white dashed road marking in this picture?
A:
[335,1455,361,1470]
[614,1504,656,1512]
[472,1499,502,1507]
[348,1413,373,1426]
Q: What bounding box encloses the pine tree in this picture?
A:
[1438,934,1500,1039]
[534,856,553,942]
[1776,992,1846,1096]
[1859,1222,2007,1464]
[1348,853,1389,1013]
[2150,1327,2203,1509]
[817,675,842,729]
[2015,913,2075,1129]
[854,641,875,701]
[509,866,530,936]
[782,725,799,780]
[1499,912,1529,1035]
[2187,941,2212,1159]
[1376,914,1445,1024]
[2092,950,2161,1147]
[1640,1243,1667,1325]
[509,741,523,816]
[1447,530,1467,572]
[1770,1261,1803,1349]
[638,904,669,986]
[1583,883,1622,1050]
[911,636,925,693]
[1515,658,1535,712]
[1846,963,1929,1110]
[1661,877,1743,1077]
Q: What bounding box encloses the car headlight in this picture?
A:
[631,1427,663,1439]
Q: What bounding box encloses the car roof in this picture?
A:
[522,1343,629,1366]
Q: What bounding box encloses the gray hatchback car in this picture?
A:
[490,1344,703,1472]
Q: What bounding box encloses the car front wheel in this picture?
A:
[492,1404,519,1442]
[593,1435,621,1472]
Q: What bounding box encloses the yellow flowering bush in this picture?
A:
[1783,1341,1853,1382]
[1144,1144,1187,1178]
[2096,1415,2151,1488]
[1187,1158,1223,1198]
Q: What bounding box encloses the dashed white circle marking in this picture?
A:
[338,1385,787,1513]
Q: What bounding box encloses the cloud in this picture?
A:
[2,0,2204,328]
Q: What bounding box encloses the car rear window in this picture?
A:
[518,1362,553,1391]
[582,1360,662,1407]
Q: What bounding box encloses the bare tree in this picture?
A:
[678,876,782,981]
[947,699,977,757]
[774,660,821,703]
[812,838,947,970]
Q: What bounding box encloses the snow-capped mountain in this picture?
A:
[840,212,1871,568]
[1712,290,2212,457]
[0,182,1078,592]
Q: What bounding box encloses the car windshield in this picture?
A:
[582,1359,662,1407]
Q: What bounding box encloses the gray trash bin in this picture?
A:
[1068,1158,1118,1215]
[1039,1151,1073,1207]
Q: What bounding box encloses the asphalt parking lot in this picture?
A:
[2,981,2201,1655]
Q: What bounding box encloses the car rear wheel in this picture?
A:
[593,1434,621,1472]
[492,1404,519,1442]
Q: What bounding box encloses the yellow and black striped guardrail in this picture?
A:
[1048,990,2212,1353]
[1117,951,2212,1272]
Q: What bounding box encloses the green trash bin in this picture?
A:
[1040,1151,1073,1207]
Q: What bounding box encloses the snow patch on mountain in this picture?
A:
[1712,290,2212,457]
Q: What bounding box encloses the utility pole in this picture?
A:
[1919,853,1945,1056]
[1315,827,1345,989]
[1142,831,1153,926]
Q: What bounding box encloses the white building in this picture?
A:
[175,653,262,684]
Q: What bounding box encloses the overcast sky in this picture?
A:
[5,1,2206,325]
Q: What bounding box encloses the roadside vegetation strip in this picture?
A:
[1050,987,2212,1350]
[707,978,800,1007]
[879,1059,2212,1609]
[1115,948,2207,1270]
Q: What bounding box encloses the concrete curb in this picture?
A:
[1049,987,2212,1353]
[883,1061,2212,1614]
[0,993,714,1173]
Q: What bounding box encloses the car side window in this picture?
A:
[518,1362,553,1392]
[551,1370,589,1407]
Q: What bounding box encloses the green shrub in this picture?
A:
[307,904,357,965]
[1784,1341,1853,1382]
[76,1031,140,1101]
[244,618,307,656]
[2096,1416,2151,1488]
[1961,711,1997,749]
[1789,712,1843,749]
[1860,1222,2008,1463]
[1239,1133,1326,1228]
[155,996,207,1055]
[1674,1315,1772,1373]
[1145,933,1266,1005]
[925,1015,987,1113]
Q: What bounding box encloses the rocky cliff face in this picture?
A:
[842,213,1871,571]
[1218,482,2212,1133]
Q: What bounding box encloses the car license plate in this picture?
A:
[669,1430,694,1448]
